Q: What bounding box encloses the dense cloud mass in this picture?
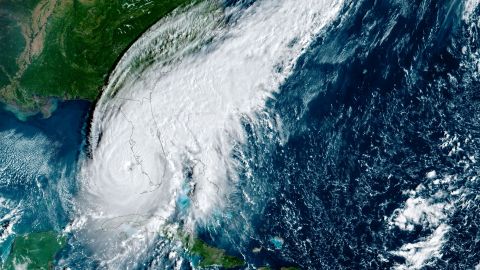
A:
[75,0,343,267]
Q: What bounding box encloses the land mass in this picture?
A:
[4,231,66,270]
[185,236,245,269]
[0,0,194,117]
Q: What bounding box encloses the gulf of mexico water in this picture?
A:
[2,0,479,269]
[0,100,90,261]
[64,0,480,269]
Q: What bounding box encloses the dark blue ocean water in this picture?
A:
[0,100,90,259]
[198,0,480,269]
[2,1,480,269]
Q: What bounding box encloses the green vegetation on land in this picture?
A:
[4,231,66,270]
[185,236,245,269]
[0,0,194,115]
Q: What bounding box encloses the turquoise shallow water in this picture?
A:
[2,1,480,268]
[0,100,90,260]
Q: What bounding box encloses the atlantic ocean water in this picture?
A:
[72,0,480,268]
[2,0,480,269]
[198,0,480,269]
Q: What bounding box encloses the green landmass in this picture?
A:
[0,0,194,116]
[4,231,66,270]
[185,236,245,269]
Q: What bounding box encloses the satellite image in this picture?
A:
[0,0,479,269]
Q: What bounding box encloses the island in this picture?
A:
[184,235,245,269]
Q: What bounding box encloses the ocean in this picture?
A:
[0,100,90,260]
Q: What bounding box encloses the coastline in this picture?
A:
[1,96,93,121]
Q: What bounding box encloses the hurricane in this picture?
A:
[73,0,344,268]
[42,0,480,268]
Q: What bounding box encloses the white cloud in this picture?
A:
[75,0,345,267]
[393,224,449,270]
